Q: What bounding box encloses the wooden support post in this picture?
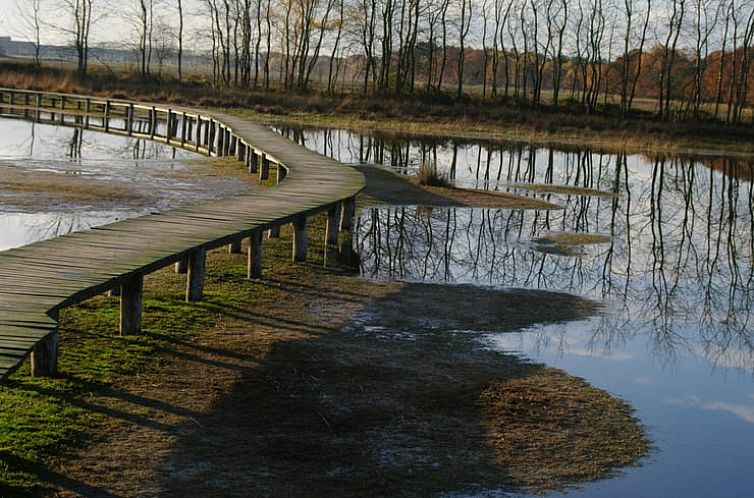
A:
[268,225,280,238]
[186,248,206,302]
[166,110,173,140]
[31,328,59,378]
[175,259,188,274]
[35,94,42,120]
[223,127,229,154]
[228,239,242,254]
[217,125,225,156]
[230,135,237,156]
[120,274,143,336]
[340,197,357,231]
[181,112,187,146]
[277,164,287,184]
[237,142,246,162]
[293,215,308,262]
[249,151,258,173]
[259,154,270,180]
[195,117,202,152]
[23,94,29,118]
[208,121,215,155]
[247,230,263,279]
[326,203,342,246]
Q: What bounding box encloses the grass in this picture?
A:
[0,211,647,497]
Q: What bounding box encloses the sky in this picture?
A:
[0,0,203,48]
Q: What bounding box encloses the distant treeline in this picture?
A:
[15,0,754,123]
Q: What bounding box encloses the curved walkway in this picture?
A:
[0,89,364,381]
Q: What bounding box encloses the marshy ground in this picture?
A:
[0,152,648,498]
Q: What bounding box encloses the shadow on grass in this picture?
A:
[152,283,604,497]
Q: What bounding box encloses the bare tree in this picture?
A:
[14,0,43,67]
[57,0,94,76]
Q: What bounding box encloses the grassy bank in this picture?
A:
[0,209,648,497]
[1,61,753,158]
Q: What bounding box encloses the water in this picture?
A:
[275,123,754,497]
[0,118,251,251]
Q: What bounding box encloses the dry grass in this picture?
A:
[480,372,647,490]
[416,162,451,187]
[535,232,612,246]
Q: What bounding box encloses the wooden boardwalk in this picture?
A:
[0,89,364,381]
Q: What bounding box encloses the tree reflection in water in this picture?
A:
[273,124,754,372]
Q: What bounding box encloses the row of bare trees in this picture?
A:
[16,0,754,122]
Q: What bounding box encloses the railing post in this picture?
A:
[149,106,156,139]
[237,142,246,162]
[35,94,42,120]
[59,96,66,124]
[293,215,308,262]
[186,248,206,302]
[104,100,111,132]
[340,197,356,231]
[247,229,263,279]
[120,273,143,335]
[248,151,258,173]
[127,103,135,135]
[84,98,91,128]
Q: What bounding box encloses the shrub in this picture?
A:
[416,162,451,187]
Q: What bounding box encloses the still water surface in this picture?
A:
[274,124,754,497]
[0,118,249,251]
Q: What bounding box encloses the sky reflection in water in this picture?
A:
[0,118,247,251]
[274,124,754,497]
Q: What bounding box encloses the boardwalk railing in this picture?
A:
[0,88,364,381]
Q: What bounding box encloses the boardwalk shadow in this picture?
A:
[356,165,467,206]
[152,282,598,497]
